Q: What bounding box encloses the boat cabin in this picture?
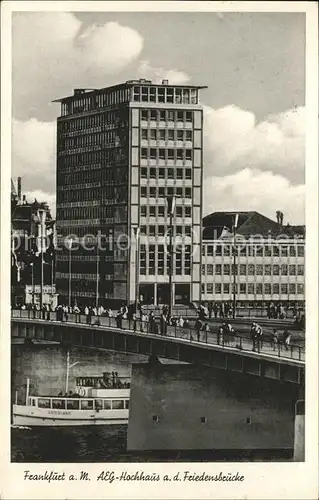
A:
[27,396,129,411]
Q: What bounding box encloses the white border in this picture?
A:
[1,2,318,499]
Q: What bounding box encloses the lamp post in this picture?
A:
[30,263,34,306]
[65,350,80,394]
[232,214,239,319]
[166,195,176,317]
[95,233,100,320]
[133,226,140,316]
[66,238,73,308]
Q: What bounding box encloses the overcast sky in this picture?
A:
[12,11,305,223]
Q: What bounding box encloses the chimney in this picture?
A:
[17,177,22,202]
[162,79,169,85]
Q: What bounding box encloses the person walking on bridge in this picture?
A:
[251,322,263,351]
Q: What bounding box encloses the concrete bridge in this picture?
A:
[11,310,305,387]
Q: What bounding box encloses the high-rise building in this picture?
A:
[54,79,207,307]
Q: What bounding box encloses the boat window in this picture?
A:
[103,400,112,410]
[95,399,103,410]
[52,399,65,409]
[125,400,129,410]
[112,400,125,410]
[38,398,51,409]
[67,399,80,410]
[80,399,94,410]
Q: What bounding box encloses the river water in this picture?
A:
[11,343,292,462]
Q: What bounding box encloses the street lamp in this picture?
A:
[166,195,176,317]
[232,214,239,319]
[133,226,140,316]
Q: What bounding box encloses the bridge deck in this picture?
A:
[11,310,305,365]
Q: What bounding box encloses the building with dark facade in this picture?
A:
[11,178,56,306]
[54,79,206,307]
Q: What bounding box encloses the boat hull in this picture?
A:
[12,404,128,427]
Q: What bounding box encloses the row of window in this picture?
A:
[141,147,192,161]
[139,225,192,237]
[141,109,193,123]
[35,397,129,410]
[140,244,191,276]
[140,186,192,199]
[202,263,304,276]
[60,88,131,116]
[141,166,192,181]
[59,111,128,131]
[202,282,305,296]
[141,128,193,142]
[59,132,128,151]
[134,86,198,105]
[140,205,192,218]
[203,244,305,258]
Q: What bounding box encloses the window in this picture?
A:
[207,245,214,256]
[273,246,280,256]
[158,129,166,141]
[150,109,157,121]
[141,148,148,159]
[149,206,156,217]
[176,149,183,160]
[52,399,65,409]
[140,186,147,197]
[248,264,255,275]
[158,206,165,217]
[158,168,165,179]
[264,264,271,275]
[168,168,174,179]
[150,148,156,159]
[177,130,184,141]
[207,264,214,275]
[158,225,165,236]
[185,150,192,160]
[281,245,288,257]
[215,264,222,275]
[289,265,296,275]
[281,283,288,294]
[167,149,174,160]
[150,167,156,179]
[248,283,254,294]
[81,400,94,410]
[223,283,230,294]
[223,264,230,275]
[103,400,111,410]
[215,245,222,256]
[150,129,157,140]
[297,246,304,257]
[167,87,174,103]
[240,264,247,275]
[159,148,165,159]
[167,110,174,121]
[297,265,304,275]
[240,283,246,294]
[289,245,296,257]
[168,129,174,141]
[177,111,184,122]
[201,264,206,275]
[158,88,165,103]
[185,168,192,179]
[149,225,156,236]
[264,245,272,257]
[185,111,192,122]
[185,130,192,141]
[273,283,279,294]
[159,110,166,121]
[264,283,271,295]
[256,265,263,276]
[112,400,125,410]
[141,129,148,140]
[256,283,263,295]
[149,245,156,274]
[224,245,231,256]
[176,169,183,180]
[141,206,147,217]
[158,187,165,197]
[289,283,296,294]
[297,283,304,294]
[141,109,148,120]
[215,283,222,294]
[141,167,147,178]
[281,264,288,276]
[38,398,51,408]
[185,188,192,198]
[67,399,80,410]
[185,207,191,217]
[206,283,213,294]
[256,246,263,256]
[273,265,279,275]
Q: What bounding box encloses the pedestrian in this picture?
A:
[160,313,167,336]
[63,305,68,322]
[203,322,209,342]
[283,328,291,351]
[149,312,155,333]
[208,302,213,320]
[87,306,93,325]
[220,302,225,318]
[272,329,279,350]
[116,311,122,329]
[195,318,202,342]
[46,303,50,321]
[132,312,137,332]
[217,324,223,345]
[73,304,80,323]
[213,302,219,318]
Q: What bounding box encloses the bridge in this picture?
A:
[11,309,305,386]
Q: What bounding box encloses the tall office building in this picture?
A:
[54,79,206,307]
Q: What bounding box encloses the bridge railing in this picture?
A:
[11,309,305,363]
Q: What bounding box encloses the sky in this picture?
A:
[12,11,305,224]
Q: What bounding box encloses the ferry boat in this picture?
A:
[13,357,130,426]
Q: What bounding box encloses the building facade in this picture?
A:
[54,79,206,307]
[201,211,305,307]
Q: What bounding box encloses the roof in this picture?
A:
[53,80,207,103]
[202,211,305,239]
